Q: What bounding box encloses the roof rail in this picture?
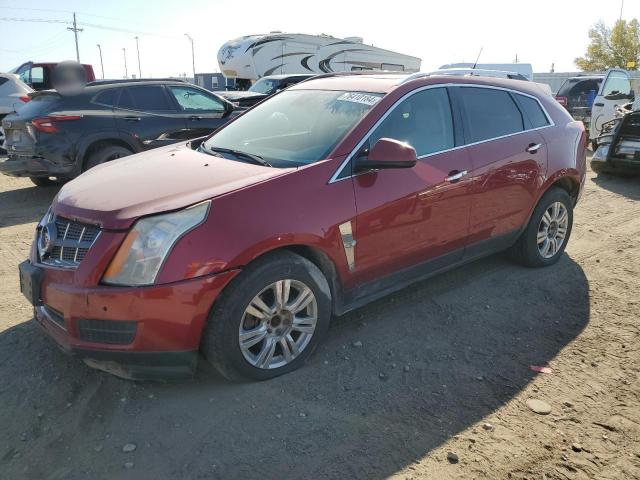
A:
[86,78,188,86]
[398,72,433,84]
[297,70,408,85]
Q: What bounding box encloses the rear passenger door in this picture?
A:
[113,85,189,150]
[165,85,230,138]
[454,86,549,250]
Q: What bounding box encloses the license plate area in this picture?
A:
[11,130,21,142]
[19,260,44,306]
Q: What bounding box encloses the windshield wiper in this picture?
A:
[200,145,272,167]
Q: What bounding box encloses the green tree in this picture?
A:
[575,19,640,71]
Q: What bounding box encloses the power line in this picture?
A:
[67,13,83,62]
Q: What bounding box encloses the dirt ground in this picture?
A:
[0,157,639,480]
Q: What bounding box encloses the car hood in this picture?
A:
[217,91,267,101]
[54,143,294,230]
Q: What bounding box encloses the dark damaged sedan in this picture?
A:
[0,79,236,186]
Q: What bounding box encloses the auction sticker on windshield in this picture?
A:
[337,92,381,106]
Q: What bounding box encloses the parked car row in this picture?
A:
[16,70,587,381]
[1,79,237,185]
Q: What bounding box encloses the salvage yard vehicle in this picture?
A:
[0,72,33,152]
[217,33,421,89]
[18,73,586,381]
[554,75,603,134]
[11,61,96,91]
[0,79,236,186]
[590,68,640,149]
[218,74,314,108]
[591,102,640,174]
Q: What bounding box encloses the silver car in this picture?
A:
[0,73,33,152]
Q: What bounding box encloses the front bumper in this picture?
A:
[591,144,640,174]
[34,267,240,380]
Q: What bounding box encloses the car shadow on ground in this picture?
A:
[591,172,640,201]
[0,252,589,480]
[0,184,58,227]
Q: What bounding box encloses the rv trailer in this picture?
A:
[217,33,421,88]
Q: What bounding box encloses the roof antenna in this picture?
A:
[472,47,483,70]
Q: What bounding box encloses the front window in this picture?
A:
[202,90,382,167]
[249,78,280,95]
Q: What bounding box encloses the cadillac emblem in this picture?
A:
[38,222,57,259]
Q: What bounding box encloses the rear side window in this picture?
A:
[0,77,8,87]
[513,94,550,129]
[167,86,225,112]
[118,86,173,111]
[93,89,118,107]
[369,87,454,156]
[458,87,524,143]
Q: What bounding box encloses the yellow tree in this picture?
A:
[576,19,640,71]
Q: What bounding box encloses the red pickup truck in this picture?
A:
[10,61,96,91]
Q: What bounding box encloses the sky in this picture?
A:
[0,0,638,79]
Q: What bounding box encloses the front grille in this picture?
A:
[38,215,100,268]
[77,319,137,345]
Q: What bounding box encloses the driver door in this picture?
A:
[350,87,473,284]
[590,69,634,140]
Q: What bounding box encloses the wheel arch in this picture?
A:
[221,243,346,316]
[76,133,141,170]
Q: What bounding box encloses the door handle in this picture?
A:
[526,143,542,154]
[594,102,604,107]
[189,115,202,121]
[124,116,141,122]
[445,170,467,182]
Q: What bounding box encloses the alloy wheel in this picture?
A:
[239,279,318,369]
[537,201,569,259]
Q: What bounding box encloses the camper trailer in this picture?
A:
[217,33,421,89]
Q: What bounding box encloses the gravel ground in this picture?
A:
[0,157,639,480]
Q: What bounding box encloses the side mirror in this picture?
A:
[354,138,417,172]
[604,91,633,100]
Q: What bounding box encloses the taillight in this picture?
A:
[31,115,82,133]
[555,96,568,107]
[19,95,30,103]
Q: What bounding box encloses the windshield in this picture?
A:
[202,90,382,167]
[249,78,280,95]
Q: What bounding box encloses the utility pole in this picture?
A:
[620,0,624,21]
[122,48,128,78]
[67,12,83,62]
[134,36,142,78]
[96,44,104,79]
[184,33,196,82]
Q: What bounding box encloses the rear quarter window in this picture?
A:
[513,94,550,129]
[92,88,118,107]
[0,77,8,87]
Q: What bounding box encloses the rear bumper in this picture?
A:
[34,267,240,380]
[0,154,76,178]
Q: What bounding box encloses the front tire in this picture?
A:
[201,251,331,381]
[511,187,573,267]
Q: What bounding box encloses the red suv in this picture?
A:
[19,73,587,381]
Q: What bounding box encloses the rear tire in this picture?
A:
[84,145,132,171]
[201,251,331,382]
[510,187,573,268]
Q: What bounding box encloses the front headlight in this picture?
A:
[103,201,210,286]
